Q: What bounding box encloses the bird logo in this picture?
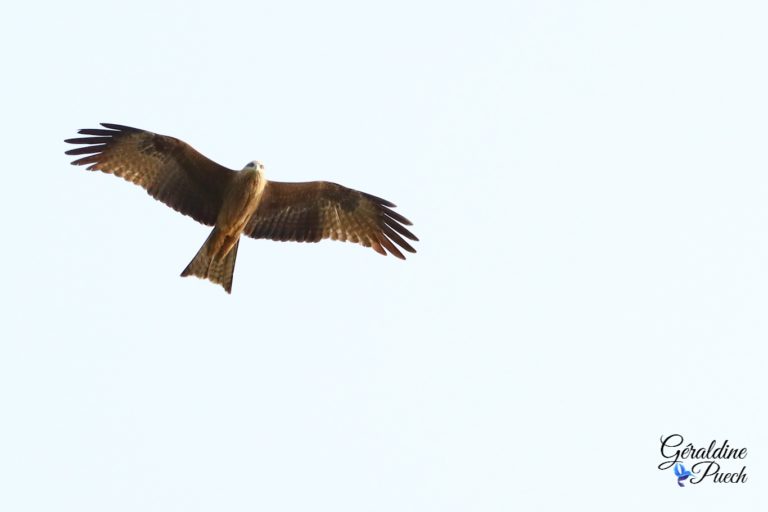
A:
[673,463,693,487]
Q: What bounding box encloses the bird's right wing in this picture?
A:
[65,123,236,225]
[245,180,418,258]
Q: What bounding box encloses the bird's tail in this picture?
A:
[181,228,240,294]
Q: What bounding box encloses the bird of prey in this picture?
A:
[64,123,417,293]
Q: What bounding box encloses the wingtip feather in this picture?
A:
[100,122,141,132]
[371,239,387,256]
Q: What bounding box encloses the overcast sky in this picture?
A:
[2,1,767,510]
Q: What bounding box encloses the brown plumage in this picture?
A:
[64,123,418,293]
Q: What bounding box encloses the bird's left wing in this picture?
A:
[65,123,236,225]
[245,181,418,258]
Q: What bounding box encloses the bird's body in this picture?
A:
[65,123,417,293]
[181,162,267,291]
[213,163,268,259]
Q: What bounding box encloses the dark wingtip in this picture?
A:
[100,122,140,132]
[363,192,397,208]
[65,124,131,164]
[383,216,418,242]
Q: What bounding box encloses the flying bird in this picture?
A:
[64,123,418,293]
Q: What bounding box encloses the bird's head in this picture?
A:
[243,160,265,172]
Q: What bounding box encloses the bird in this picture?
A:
[64,123,418,293]
[673,463,693,487]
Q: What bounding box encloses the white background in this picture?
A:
[1,1,766,510]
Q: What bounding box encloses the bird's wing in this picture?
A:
[245,181,418,258]
[65,123,236,225]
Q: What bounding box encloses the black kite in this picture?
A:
[65,123,418,293]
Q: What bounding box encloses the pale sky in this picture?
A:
[2,1,767,510]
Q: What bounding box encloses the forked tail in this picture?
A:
[181,229,240,293]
